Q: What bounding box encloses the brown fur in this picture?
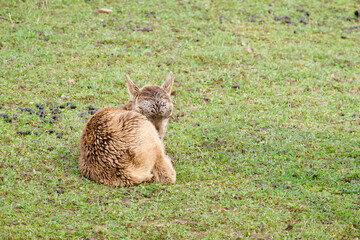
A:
[123,72,174,139]
[79,108,176,187]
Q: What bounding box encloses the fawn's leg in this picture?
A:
[152,155,176,184]
[127,165,154,185]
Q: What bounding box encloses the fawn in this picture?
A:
[122,72,174,140]
[79,73,176,187]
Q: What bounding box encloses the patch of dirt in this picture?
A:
[134,25,153,32]
[343,25,360,33]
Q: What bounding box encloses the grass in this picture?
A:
[1,0,360,239]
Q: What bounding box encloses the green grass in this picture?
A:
[1,0,360,239]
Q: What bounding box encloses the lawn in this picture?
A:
[0,0,359,239]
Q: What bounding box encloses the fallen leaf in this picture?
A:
[247,45,252,53]
[175,219,187,224]
[134,25,153,32]
[285,224,293,231]
[121,197,132,207]
[67,78,77,85]
[98,8,113,13]
[145,11,156,18]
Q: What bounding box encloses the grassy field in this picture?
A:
[1,0,360,239]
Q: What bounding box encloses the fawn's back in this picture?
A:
[79,108,176,187]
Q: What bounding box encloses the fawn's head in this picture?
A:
[125,72,174,139]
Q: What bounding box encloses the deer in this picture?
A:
[79,72,176,187]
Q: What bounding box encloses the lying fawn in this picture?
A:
[79,108,176,187]
[122,72,174,140]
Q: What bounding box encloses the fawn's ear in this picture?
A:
[161,71,174,94]
[125,75,139,99]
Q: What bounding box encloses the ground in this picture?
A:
[0,0,359,239]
